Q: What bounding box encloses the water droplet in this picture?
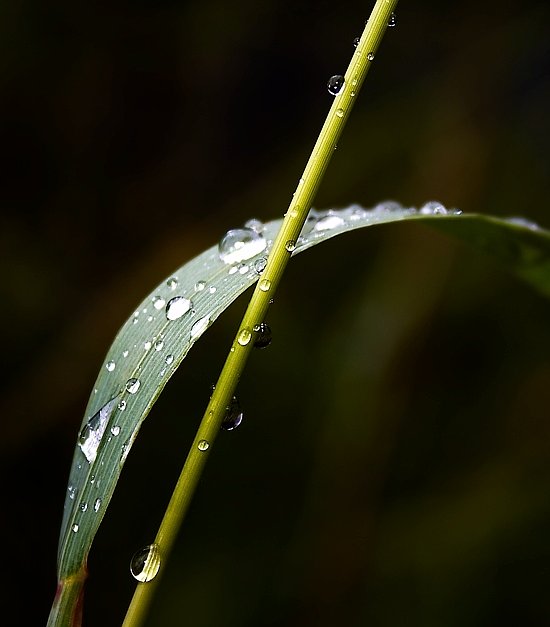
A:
[335,108,344,118]
[285,240,296,253]
[244,218,264,233]
[197,439,210,451]
[219,228,267,264]
[118,400,127,411]
[254,257,267,274]
[130,544,161,583]
[420,201,448,215]
[111,425,121,436]
[353,36,360,47]
[165,354,174,365]
[152,296,165,310]
[253,322,272,349]
[194,280,206,292]
[144,341,152,351]
[126,378,141,394]
[327,74,345,96]
[78,396,119,463]
[68,485,77,500]
[367,52,375,61]
[106,360,115,372]
[506,216,540,230]
[165,296,193,320]
[209,286,217,294]
[79,501,88,512]
[123,350,129,358]
[221,396,243,431]
[314,215,345,231]
[388,12,397,27]
[259,278,271,292]
[72,524,79,533]
[238,328,252,346]
[94,498,101,512]
[190,315,210,341]
[167,277,178,290]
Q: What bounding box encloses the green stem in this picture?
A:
[122,2,399,625]
[47,566,87,627]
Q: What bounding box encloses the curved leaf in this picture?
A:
[57,202,550,580]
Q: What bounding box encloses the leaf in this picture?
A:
[56,202,550,581]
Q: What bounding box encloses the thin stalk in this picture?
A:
[122,1,398,625]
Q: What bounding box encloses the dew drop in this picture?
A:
[388,12,397,27]
[68,485,77,500]
[190,315,210,341]
[221,396,243,431]
[111,425,121,436]
[259,278,271,292]
[72,524,79,533]
[254,257,267,274]
[122,350,129,358]
[209,286,217,294]
[238,328,252,346]
[506,216,540,230]
[253,322,272,349]
[106,360,115,372]
[353,36,360,48]
[420,200,448,215]
[165,354,174,365]
[125,378,141,394]
[197,439,210,451]
[78,397,119,463]
[152,296,165,310]
[314,215,345,231]
[244,218,264,233]
[130,544,161,583]
[94,498,101,512]
[144,341,152,351]
[194,280,206,292]
[367,52,375,61]
[219,228,267,264]
[285,240,296,253]
[335,108,344,118]
[166,277,178,290]
[79,501,88,512]
[327,74,345,96]
[118,400,126,411]
[165,296,193,320]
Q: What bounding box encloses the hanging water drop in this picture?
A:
[125,378,141,394]
[165,296,193,320]
[327,75,345,96]
[253,322,272,349]
[106,360,115,372]
[197,439,210,451]
[130,544,161,583]
[221,396,244,431]
[388,12,397,27]
[218,228,267,264]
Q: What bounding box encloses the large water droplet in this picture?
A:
[197,439,210,451]
[327,75,345,96]
[106,360,115,372]
[253,322,272,349]
[126,378,141,394]
[130,544,161,583]
[219,228,267,264]
[78,396,119,463]
[221,396,243,431]
[165,296,192,321]
[420,201,448,215]
[314,215,345,231]
[190,315,210,341]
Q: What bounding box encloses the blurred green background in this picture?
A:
[1,1,550,625]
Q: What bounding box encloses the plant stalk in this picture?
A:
[122,1,399,625]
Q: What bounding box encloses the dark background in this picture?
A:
[2,1,550,625]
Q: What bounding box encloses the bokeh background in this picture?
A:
[2,1,550,625]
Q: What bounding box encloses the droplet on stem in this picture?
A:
[253,322,272,349]
[130,544,161,583]
[327,75,345,96]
